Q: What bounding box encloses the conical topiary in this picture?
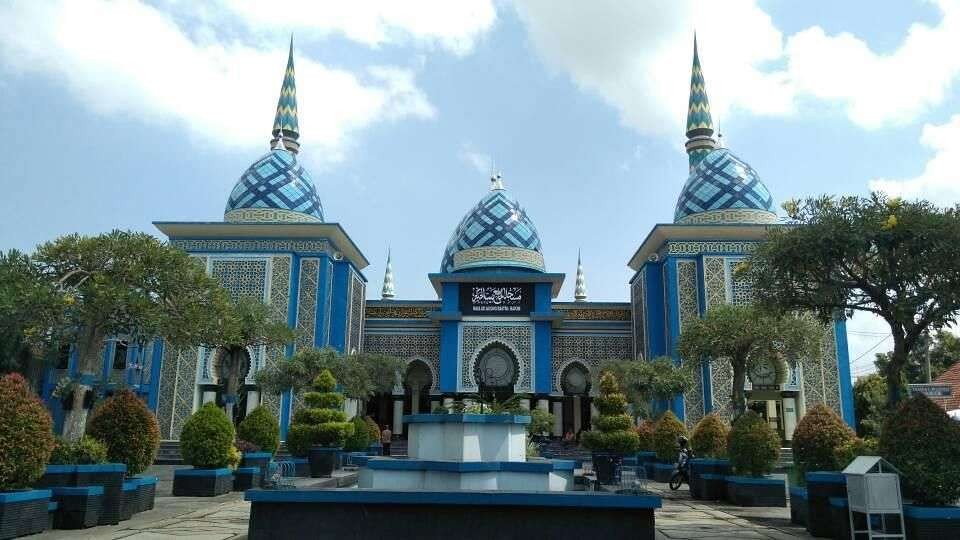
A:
[582,372,639,454]
[286,369,354,456]
[690,413,728,458]
[652,411,687,462]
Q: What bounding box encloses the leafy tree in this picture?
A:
[207,297,294,423]
[528,408,555,437]
[677,304,823,419]
[874,330,960,384]
[852,373,888,438]
[597,357,692,419]
[747,194,960,408]
[31,231,232,440]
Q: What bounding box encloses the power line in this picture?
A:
[850,334,892,365]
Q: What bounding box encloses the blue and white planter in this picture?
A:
[805,471,847,537]
[724,476,786,507]
[308,447,341,478]
[241,452,273,487]
[789,486,808,526]
[50,485,104,529]
[0,489,52,539]
[172,468,233,497]
[233,468,261,491]
[689,459,731,499]
[904,504,960,538]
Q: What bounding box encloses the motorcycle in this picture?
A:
[669,447,694,491]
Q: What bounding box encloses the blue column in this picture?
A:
[834,318,856,428]
[280,255,302,440]
[644,262,666,358]
[438,282,460,392]
[533,283,552,394]
[664,259,685,421]
[147,341,164,411]
[328,262,350,353]
[315,256,331,348]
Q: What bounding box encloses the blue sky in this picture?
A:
[3,1,960,379]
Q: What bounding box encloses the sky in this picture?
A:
[3,0,960,381]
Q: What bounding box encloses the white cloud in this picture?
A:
[870,114,960,204]
[215,0,496,56]
[0,0,442,164]
[512,0,960,136]
[459,142,493,175]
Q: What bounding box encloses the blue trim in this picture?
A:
[122,481,138,492]
[329,262,349,352]
[48,502,58,512]
[53,486,104,496]
[439,283,459,392]
[653,463,675,471]
[724,475,784,485]
[644,263,666,358]
[75,464,126,473]
[403,413,530,424]
[277,458,308,465]
[904,505,960,519]
[148,340,164,411]
[245,489,662,509]
[699,473,726,480]
[789,487,808,499]
[806,471,846,484]
[315,255,331,347]
[534,283,553,393]
[828,497,848,508]
[366,459,572,473]
[133,476,158,486]
[243,452,273,459]
[0,490,51,503]
[236,467,260,474]
[174,468,233,477]
[45,465,76,474]
[833,318,856,428]
[664,259,685,420]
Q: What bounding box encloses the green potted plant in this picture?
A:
[364,416,382,455]
[286,370,354,478]
[650,411,686,483]
[634,420,657,476]
[880,395,960,537]
[725,411,783,507]
[237,406,279,487]
[791,404,855,536]
[174,403,236,496]
[0,373,56,537]
[581,372,639,484]
[688,413,730,499]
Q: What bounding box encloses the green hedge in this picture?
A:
[180,403,235,469]
[50,436,108,465]
[237,406,280,455]
[791,404,855,474]
[87,389,160,475]
[728,411,779,477]
[0,373,55,490]
[690,413,728,458]
[652,411,687,462]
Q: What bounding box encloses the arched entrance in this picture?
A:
[474,343,519,402]
[213,346,251,426]
[403,360,432,416]
[746,357,796,443]
[560,362,592,437]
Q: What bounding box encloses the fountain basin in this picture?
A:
[358,458,575,491]
[404,414,529,462]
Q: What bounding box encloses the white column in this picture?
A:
[393,398,404,436]
[520,399,531,411]
[572,396,582,434]
[536,399,549,412]
[590,403,599,420]
[782,397,798,441]
[411,395,420,415]
[551,401,563,437]
[344,398,359,420]
[442,397,454,412]
[202,391,217,405]
[245,390,260,415]
[431,400,440,413]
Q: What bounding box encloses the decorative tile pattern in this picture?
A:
[365,305,435,319]
[347,273,365,353]
[677,260,704,428]
[224,149,323,223]
[801,324,842,416]
[703,257,726,309]
[727,258,753,306]
[296,258,319,351]
[461,324,532,392]
[686,39,712,136]
[223,208,319,223]
[363,333,440,391]
[551,335,633,393]
[272,42,299,137]
[678,208,778,225]
[675,149,776,223]
[667,241,758,257]
[210,259,268,300]
[558,307,632,321]
[260,256,292,418]
[441,188,543,272]
[171,348,199,439]
[631,278,647,360]
[171,239,331,256]
[711,363,734,422]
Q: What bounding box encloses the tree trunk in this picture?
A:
[731,361,748,421]
[62,327,105,441]
[886,333,908,409]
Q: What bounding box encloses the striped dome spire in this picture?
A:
[271,37,300,153]
[685,34,716,170]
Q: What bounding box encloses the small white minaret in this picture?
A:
[574,249,587,302]
[381,248,395,300]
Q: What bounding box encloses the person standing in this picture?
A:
[381,425,392,456]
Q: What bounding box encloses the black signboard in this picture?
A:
[459,283,533,315]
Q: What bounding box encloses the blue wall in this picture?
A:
[533,283,553,394]
[438,282,460,392]
[834,318,856,428]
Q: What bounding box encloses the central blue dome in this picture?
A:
[440,179,544,273]
[674,148,776,224]
[224,149,324,223]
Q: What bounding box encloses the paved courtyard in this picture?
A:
[38,466,812,539]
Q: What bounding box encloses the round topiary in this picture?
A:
[651,411,687,462]
[727,411,780,477]
[286,369,354,455]
[690,413,729,458]
[344,416,371,452]
[237,406,280,455]
[180,402,236,469]
[364,416,380,442]
[87,389,161,475]
[879,394,960,506]
[635,420,655,452]
[791,404,855,474]
[581,372,640,454]
[50,436,108,465]
[0,373,55,489]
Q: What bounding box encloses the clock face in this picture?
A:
[749,361,778,385]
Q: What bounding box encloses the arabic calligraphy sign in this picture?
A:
[460,283,533,315]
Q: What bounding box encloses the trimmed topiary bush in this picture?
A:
[690,413,728,458]
[344,416,371,452]
[87,389,161,475]
[833,437,878,470]
[727,411,780,477]
[634,420,655,452]
[237,406,280,455]
[364,416,380,442]
[180,402,236,469]
[791,404,855,474]
[581,372,640,454]
[286,370,354,456]
[879,394,960,506]
[50,436,108,465]
[0,373,55,490]
[652,411,687,462]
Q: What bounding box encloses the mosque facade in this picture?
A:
[41,39,854,443]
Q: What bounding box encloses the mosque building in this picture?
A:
[41,38,854,443]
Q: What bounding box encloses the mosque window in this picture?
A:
[113,341,128,370]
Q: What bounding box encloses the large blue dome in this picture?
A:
[440,178,544,273]
[674,148,776,224]
[224,149,324,223]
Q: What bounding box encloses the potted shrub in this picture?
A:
[791,404,855,537]
[725,411,784,507]
[581,372,639,485]
[364,416,382,455]
[0,373,56,538]
[287,370,354,478]
[688,413,730,499]
[633,420,657,478]
[237,406,279,487]
[650,411,686,483]
[880,395,960,537]
[174,403,236,496]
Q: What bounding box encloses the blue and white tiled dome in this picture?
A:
[224,148,324,223]
[440,177,544,273]
[674,148,777,225]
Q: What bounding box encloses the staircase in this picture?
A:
[155,441,182,465]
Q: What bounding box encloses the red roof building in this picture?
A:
[932,362,960,412]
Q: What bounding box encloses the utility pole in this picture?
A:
[926,343,933,384]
